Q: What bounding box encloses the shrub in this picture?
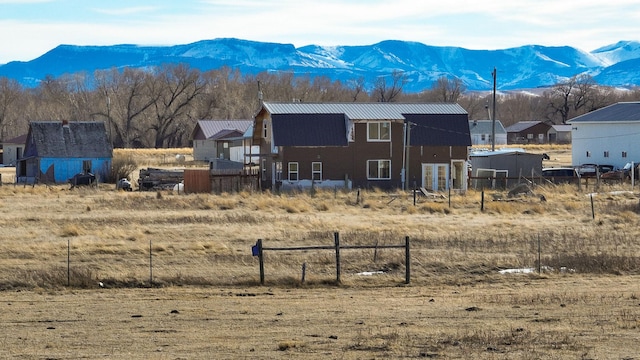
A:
[109,153,138,183]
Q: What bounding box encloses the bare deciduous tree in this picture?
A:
[372,70,407,102]
[0,77,23,140]
[94,68,157,148]
[545,74,599,123]
[148,64,205,148]
[428,76,466,103]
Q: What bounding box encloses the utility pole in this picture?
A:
[491,67,497,152]
[404,122,412,191]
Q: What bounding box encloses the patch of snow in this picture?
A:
[356,271,384,276]
[498,268,535,274]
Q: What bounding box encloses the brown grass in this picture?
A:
[1,144,640,358]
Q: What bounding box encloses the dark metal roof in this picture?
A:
[193,120,252,140]
[568,102,640,123]
[2,134,27,145]
[272,113,348,146]
[468,120,507,135]
[504,121,544,133]
[27,121,112,158]
[263,102,467,120]
[210,129,245,141]
[405,114,471,146]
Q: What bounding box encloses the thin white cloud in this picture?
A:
[91,6,159,16]
[0,0,51,3]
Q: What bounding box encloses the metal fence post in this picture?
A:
[334,232,341,284]
[405,236,410,284]
[258,239,264,285]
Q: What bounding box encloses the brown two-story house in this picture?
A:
[253,102,471,191]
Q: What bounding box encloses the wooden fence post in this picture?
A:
[334,232,341,284]
[149,239,153,286]
[258,239,265,285]
[405,236,411,284]
[67,238,70,287]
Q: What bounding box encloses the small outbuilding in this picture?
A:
[548,124,572,144]
[505,121,552,144]
[469,149,544,189]
[2,134,27,166]
[16,121,112,184]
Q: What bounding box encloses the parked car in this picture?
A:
[576,164,614,178]
[117,178,133,191]
[68,172,96,188]
[601,162,640,181]
[542,167,578,184]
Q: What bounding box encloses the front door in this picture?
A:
[422,163,448,191]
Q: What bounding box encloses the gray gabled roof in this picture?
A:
[194,120,252,139]
[27,121,112,158]
[263,102,467,120]
[469,120,507,135]
[568,102,640,123]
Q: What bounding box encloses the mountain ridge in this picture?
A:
[1,38,639,92]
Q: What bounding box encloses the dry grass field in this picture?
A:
[1,144,640,359]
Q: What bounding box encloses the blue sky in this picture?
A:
[1,0,639,64]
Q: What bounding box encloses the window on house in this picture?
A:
[367,160,391,180]
[527,133,534,139]
[263,121,268,138]
[481,134,486,141]
[604,151,609,158]
[586,151,591,158]
[275,161,282,181]
[367,122,391,141]
[288,162,299,181]
[261,159,267,181]
[622,151,628,158]
[312,162,322,181]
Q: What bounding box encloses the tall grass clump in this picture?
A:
[109,153,138,183]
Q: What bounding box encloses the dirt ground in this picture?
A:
[1,277,640,359]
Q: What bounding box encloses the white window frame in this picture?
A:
[367,121,391,142]
[312,162,322,181]
[275,161,283,181]
[288,162,299,181]
[367,160,391,180]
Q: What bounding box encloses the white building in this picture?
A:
[468,120,507,146]
[569,102,640,168]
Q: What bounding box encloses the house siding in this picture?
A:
[571,121,639,168]
[193,139,218,161]
[39,157,111,183]
[280,121,405,189]
[507,123,552,144]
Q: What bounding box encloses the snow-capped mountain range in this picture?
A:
[1,38,639,92]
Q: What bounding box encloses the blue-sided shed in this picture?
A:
[16,121,113,184]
